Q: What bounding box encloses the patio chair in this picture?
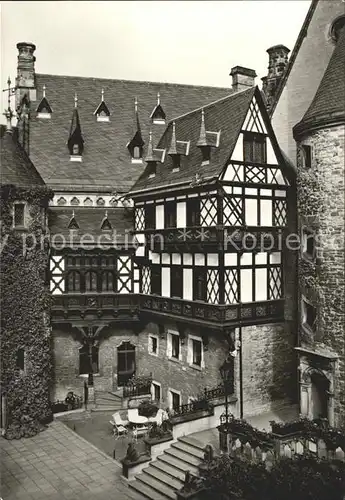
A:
[112,422,128,440]
[127,408,139,423]
[132,425,149,441]
[113,412,129,427]
[148,408,164,425]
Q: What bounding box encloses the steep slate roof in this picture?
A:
[130,87,256,194]
[29,74,232,192]
[48,207,135,245]
[294,26,345,136]
[1,127,45,188]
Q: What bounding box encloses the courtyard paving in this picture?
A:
[0,420,142,500]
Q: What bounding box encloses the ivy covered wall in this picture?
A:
[0,184,54,438]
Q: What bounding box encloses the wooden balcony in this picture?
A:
[51,293,140,323]
[138,294,285,329]
[143,226,284,252]
[51,292,284,328]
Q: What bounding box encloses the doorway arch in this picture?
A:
[117,342,136,386]
[303,367,330,421]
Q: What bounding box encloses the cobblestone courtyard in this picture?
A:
[0,420,141,500]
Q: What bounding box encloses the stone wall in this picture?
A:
[297,124,345,427]
[241,322,295,417]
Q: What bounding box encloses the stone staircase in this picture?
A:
[92,389,123,412]
[129,435,206,500]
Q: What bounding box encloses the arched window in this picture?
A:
[67,271,81,292]
[133,146,141,159]
[79,344,99,375]
[16,348,25,371]
[72,144,80,155]
[102,271,115,292]
[85,271,98,292]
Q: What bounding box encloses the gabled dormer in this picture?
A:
[68,210,79,229]
[168,121,190,172]
[127,98,145,164]
[93,89,110,122]
[145,130,166,178]
[67,93,84,162]
[196,109,220,165]
[100,211,112,230]
[150,93,166,125]
[36,85,53,119]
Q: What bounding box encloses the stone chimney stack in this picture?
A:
[16,42,37,107]
[230,66,257,93]
[262,44,290,112]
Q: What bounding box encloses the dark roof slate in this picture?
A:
[29,74,231,192]
[1,128,45,188]
[48,207,134,245]
[294,26,345,135]
[130,87,256,194]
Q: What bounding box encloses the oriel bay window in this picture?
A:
[170,266,183,298]
[165,201,177,228]
[194,267,207,301]
[186,197,200,227]
[151,264,161,295]
[145,204,155,230]
[243,131,267,163]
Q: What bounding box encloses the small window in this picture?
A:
[13,203,25,227]
[172,156,180,171]
[243,132,267,163]
[133,146,141,159]
[171,267,183,298]
[72,144,80,155]
[186,198,200,227]
[302,299,317,333]
[68,271,81,292]
[302,228,316,261]
[79,345,99,375]
[152,382,161,402]
[147,162,157,177]
[170,390,181,410]
[192,339,202,367]
[194,268,207,302]
[16,348,25,371]
[171,333,180,359]
[101,271,115,292]
[301,145,312,169]
[85,271,98,292]
[145,204,156,230]
[200,146,211,165]
[151,265,161,295]
[148,335,158,355]
[165,201,177,228]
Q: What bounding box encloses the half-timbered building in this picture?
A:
[129,86,296,416]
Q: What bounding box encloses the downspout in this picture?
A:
[239,326,244,419]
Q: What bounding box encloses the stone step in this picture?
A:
[178,435,206,452]
[172,441,205,460]
[164,448,201,468]
[126,485,149,500]
[129,479,167,500]
[143,465,183,491]
[158,453,199,476]
[95,399,122,406]
[136,473,177,499]
[151,460,186,482]
[95,392,122,402]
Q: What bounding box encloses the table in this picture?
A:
[128,414,148,425]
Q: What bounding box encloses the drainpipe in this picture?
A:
[239,326,243,419]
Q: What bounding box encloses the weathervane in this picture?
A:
[2,76,16,130]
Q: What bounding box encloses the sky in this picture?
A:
[1,1,311,122]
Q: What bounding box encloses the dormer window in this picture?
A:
[101,212,112,231]
[127,97,144,164]
[68,93,84,161]
[94,90,111,122]
[36,85,52,119]
[196,109,219,166]
[151,93,166,125]
[172,155,180,172]
[200,146,211,165]
[147,162,157,178]
[68,211,79,230]
[133,146,141,159]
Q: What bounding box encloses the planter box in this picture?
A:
[144,433,174,460]
[170,408,213,426]
[121,454,151,480]
[177,486,207,500]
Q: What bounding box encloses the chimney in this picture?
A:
[262,44,290,112]
[230,66,257,93]
[16,42,37,107]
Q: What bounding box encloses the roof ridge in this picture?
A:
[168,86,255,124]
[36,73,231,92]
